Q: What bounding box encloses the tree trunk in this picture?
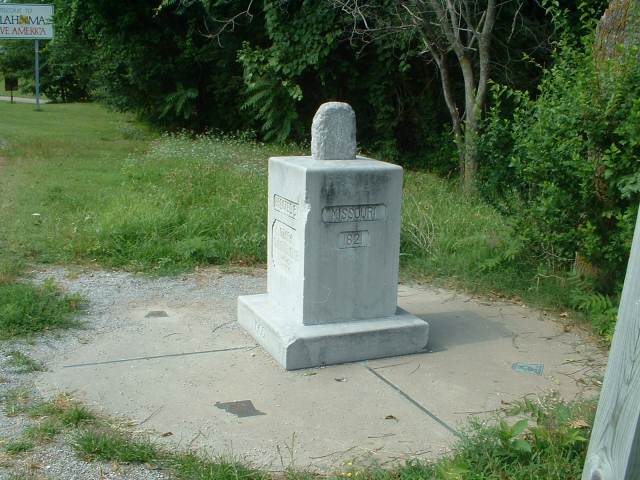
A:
[434,52,465,177]
[458,55,479,193]
[463,116,478,192]
[594,0,640,62]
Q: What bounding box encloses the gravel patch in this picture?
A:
[0,266,267,480]
[8,438,171,480]
[6,266,266,361]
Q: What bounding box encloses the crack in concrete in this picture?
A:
[62,346,252,368]
[363,363,460,438]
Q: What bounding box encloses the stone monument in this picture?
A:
[238,102,429,370]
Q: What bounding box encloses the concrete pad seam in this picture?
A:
[363,363,460,438]
[62,346,253,368]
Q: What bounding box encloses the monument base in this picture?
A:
[238,294,429,370]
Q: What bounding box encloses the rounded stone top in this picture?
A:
[311,102,357,160]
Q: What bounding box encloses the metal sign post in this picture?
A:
[34,39,40,110]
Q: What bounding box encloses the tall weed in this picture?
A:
[75,133,286,273]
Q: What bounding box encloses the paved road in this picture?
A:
[0,95,48,104]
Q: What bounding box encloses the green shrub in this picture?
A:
[400,173,573,310]
[431,397,594,480]
[478,36,640,301]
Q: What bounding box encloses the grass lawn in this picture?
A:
[0,102,298,272]
[0,102,156,268]
[0,101,589,317]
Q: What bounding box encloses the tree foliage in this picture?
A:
[237,1,341,142]
[335,0,499,189]
[59,0,257,130]
[2,0,586,165]
[477,20,640,293]
[41,0,93,102]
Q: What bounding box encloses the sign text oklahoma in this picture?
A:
[0,4,54,40]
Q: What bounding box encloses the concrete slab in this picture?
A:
[34,268,606,471]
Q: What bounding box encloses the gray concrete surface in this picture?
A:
[239,295,429,369]
[264,156,404,325]
[34,268,605,471]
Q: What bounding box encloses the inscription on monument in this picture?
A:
[338,230,370,249]
[322,204,386,223]
[272,220,298,275]
[254,318,267,340]
[274,194,298,219]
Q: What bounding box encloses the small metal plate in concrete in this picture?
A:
[145,310,169,318]
[215,400,265,418]
[512,362,544,376]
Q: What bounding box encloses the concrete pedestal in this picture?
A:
[238,294,429,370]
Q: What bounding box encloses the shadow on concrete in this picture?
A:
[415,311,513,352]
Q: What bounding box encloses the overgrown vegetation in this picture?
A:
[429,396,595,479]
[0,102,290,273]
[80,133,289,272]
[0,103,117,340]
[476,17,639,339]
[1,393,96,457]
[1,1,589,166]
[0,3,632,479]
[74,430,161,464]
[2,2,634,339]
[4,439,35,455]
